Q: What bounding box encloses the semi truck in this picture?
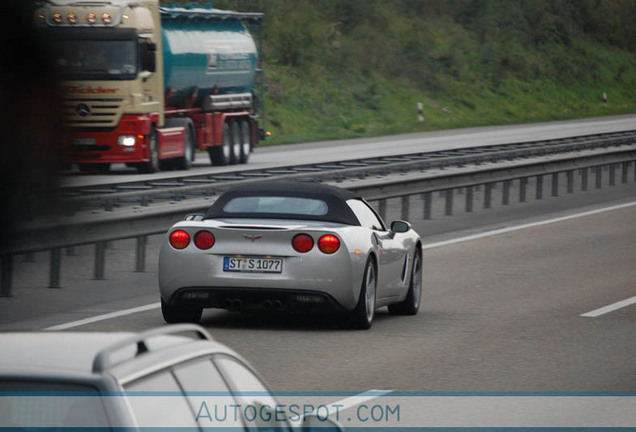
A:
[35,0,264,173]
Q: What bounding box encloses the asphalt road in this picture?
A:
[5,194,633,393]
[61,114,636,188]
[2,115,635,396]
[78,201,635,392]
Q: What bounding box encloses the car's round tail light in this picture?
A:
[292,234,314,253]
[194,230,215,250]
[318,234,340,254]
[169,230,190,249]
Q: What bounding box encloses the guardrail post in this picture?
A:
[609,164,616,186]
[445,190,453,216]
[465,187,473,212]
[378,199,387,221]
[551,173,559,197]
[567,170,574,193]
[49,248,61,289]
[519,178,527,202]
[502,181,510,205]
[135,236,147,273]
[536,175,544,200]
[423,193,432,220]
[1,255,13,297]
[484,183,493,209]
[401,196,410,220]
[621,162,629,184]
[581,168,588,191]
[94,242,106,280]
[595,166,603,189]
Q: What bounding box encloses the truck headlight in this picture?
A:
[117,135,136,147]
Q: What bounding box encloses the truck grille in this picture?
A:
[63,98,124,128]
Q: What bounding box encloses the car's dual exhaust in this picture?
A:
[222,298,283,311]
[263,299,283,310]
[223,298,243,311]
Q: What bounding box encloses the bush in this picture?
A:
[170,0,636,145]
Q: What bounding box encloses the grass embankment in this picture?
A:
[212,0,636,145]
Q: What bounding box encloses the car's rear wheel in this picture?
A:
[346,258,376,330]
[161,299,203,324]
[388,249,422,315]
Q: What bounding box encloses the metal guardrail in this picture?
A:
[1,143,636,297]
[61,130,636,213]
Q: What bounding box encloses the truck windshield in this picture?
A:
[52,39,138,81]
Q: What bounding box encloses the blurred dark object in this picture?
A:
[0,0,64,245]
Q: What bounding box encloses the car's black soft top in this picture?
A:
[204,181,362,225]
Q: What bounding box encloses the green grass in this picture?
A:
[262,35,636,145]
[206,0,636,146]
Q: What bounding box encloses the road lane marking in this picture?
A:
[44,302,161,331]
[581,296,636,317]
[422,201,636,250]
[329,389,393,411]
[43,201,636,330]
[291,389,392,426]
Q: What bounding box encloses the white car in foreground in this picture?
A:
[0,325,338,430]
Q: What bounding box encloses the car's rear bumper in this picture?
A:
[165,287,348,313]
[159,242,366,311]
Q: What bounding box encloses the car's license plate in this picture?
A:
[72,138,97,146]
[223,257,282,273]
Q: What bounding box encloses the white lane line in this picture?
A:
[328,389,392,411]
[44,201,636,330]
[423,201,636,250]
[44,302,161,331]
[290,389,392,426]
[581,296,636,318]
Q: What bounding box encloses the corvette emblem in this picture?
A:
[243,234,262,242]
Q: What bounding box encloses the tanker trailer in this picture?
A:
[35,0,264,173]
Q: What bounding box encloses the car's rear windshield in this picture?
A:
[0,380,110,428]
[223,196,329,216]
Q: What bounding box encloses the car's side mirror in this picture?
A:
[390,220,411,233]
[301,414,343,432]
[184,213,204,221]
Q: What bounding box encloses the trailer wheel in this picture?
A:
[230,121,241,165]
[239,119,251,164]
[209,122,231,166]
[137,128,160,173]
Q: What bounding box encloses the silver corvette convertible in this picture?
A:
[159,182,422,329]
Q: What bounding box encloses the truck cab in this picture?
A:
[35,0,263,173]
